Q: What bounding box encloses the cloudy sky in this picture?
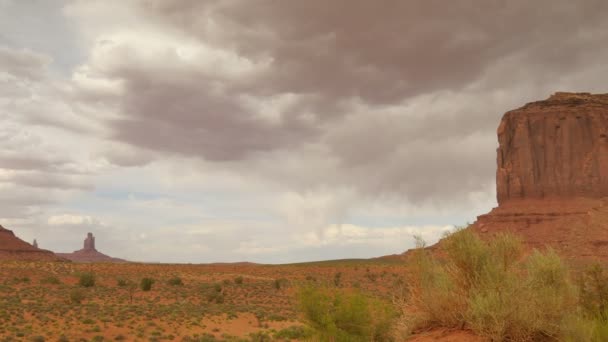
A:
[1,0,608,263]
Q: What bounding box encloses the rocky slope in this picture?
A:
[57,232,127,263]
[0,225,63,261]
[473,92,608,262]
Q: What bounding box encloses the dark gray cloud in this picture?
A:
[70,0,608,205]
[141,0,608,101]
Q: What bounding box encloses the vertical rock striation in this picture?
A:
[496,92,608,204]
[83,232,96,251]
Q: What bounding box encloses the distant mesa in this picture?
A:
[57,232,127,263]
[0,224,63,261]
[471,92,608,261]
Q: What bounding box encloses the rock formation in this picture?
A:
[83,232,95,251]
[0,225,63,261]
[32,239,38,248]
[472,92,608,261]
[497,92,608,204]
[57,232,127,263]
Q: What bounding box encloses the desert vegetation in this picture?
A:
[0,258,405,340]
[397,228,608,341]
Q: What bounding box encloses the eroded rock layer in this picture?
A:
[471,92,608,262]
[497,92,608,204]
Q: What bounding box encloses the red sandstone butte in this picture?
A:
[472,92,608,261]
[57,232,127,263]
[497,92,608,204]
[0,225,63,261]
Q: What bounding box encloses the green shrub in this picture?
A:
[401,228,580,341]
[298,286,396,341]
[578,263,608,319]
[234,276,244,285]
[140,278,154,291]
[116,278,128,287]
[167,277,183,286]
[274,278,288,290]
[69,288,85,304]
[273,325,314,339]
[13,276,30,283]
[201,283,224,304]
[40,276,61,285]
[248,331,271,342]
[333,272,342,287]
[79,272,95,287]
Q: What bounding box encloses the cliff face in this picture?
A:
[0,225,64,261]
[497,92,608,204]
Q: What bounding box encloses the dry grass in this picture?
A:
[398,228,608,341]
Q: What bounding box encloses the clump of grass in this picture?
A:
[273,278,288,290]
[578,263,608,320]
[273,325,314,340]
[140,278,154,291]
[79,272,95,288]
[167,277,183,286]
[298,286,396,341]
[69,289,85,304]
[40,276,61,285]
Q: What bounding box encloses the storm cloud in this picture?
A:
[1,0,608,262]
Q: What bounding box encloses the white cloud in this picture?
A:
[297,223,453,249]
[48,214,97,226]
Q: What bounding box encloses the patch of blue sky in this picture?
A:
[0,0,84,73]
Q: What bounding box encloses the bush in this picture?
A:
[79,272,95,287]
[70,288,85,304]
[140,278,154,291]
[167,277,183,286]
[333,272,342,287]
[273,325,314,340]
[298,287,396,341]
[578,263,608,320]
[234,276,244,285]
[116,278,128,287]
[274,278,288,290]
[201,283,225,304]
[401,228,580,341]
[40,276,61,285]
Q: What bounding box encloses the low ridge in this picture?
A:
[0,224,63,261]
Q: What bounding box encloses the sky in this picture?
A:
[1,0,608,263]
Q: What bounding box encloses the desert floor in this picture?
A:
[0,258,408,341]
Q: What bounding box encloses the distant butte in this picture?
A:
[57,232,127,263]
[471,92,608,261]
[0,224,63,261]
